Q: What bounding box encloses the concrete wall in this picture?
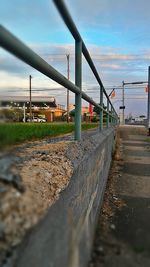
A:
[15,128,115,267]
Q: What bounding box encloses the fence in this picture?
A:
[0,0,118,140]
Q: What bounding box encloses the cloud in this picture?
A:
[0,41,149,115]
[102,64,122,70]
[66,0,150,29]
[0,56,30,75]
[30,43,75,56]
[1,0,149,117]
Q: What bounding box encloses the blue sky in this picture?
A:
[0,0,150,117]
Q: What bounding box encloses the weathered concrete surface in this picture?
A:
[114,126,150,256]
[14,128,115,267]
[89,125,150,267]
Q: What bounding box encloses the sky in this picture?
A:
[0,0,150,117]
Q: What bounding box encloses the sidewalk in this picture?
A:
[89,126,150,267]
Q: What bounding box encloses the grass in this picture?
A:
[0,122,99,147]
[133,245,145,253]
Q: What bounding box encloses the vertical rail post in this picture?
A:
[29,75,32,122]
[148,66,150,136]
[23,103,26,123]
[112,106,115,126]
[113,108,115,126]
[66,54,70,123]
[106,99,109,128]
[100,85,103,130]
[114,114,116,126]
[116,113,118,126]
[122,80,125,125]
[75,40,82,140]
[110,105,113,127]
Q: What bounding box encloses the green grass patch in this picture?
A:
[133,245,145,253]
[0,122,99,147]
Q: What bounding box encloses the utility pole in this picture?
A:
[29,75,32,122]
[121,80,148,125]
[108,81,148,126]
[66,54,70,123]
[148,67,150,135]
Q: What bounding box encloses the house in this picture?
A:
[0,96,66,122]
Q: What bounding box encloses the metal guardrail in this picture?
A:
[0,0,118,140]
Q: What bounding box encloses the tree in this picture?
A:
[0,108,24,122]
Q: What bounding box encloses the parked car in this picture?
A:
[27,117,46,123]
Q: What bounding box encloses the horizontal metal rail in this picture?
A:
[53,0,118,121]
[0,0,118,140]
[53,0,114,105]
[0,25,115,118]
[0,25,107,113]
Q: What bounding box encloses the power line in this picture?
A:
[112,97,147,100]
[0,87,66,93]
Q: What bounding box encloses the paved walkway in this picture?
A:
[89,126,150,267]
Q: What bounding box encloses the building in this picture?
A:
[0,96,66,122]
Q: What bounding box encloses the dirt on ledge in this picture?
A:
[0,141,73,266]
